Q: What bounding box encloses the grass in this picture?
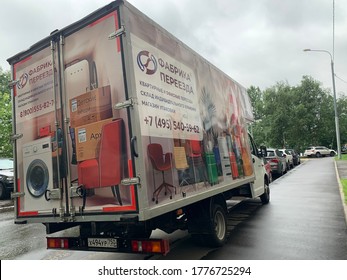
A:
[341,179,347,205]
[339,154,347,160]
[336,154,347,205]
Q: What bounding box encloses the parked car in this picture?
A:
[0,158,14,199]
[263,158,273,183]
[279,149,294,169]
[287,149,301,165]
[265,148,286,176]
[304,146,336,158]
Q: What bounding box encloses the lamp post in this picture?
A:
[303,48,341,159]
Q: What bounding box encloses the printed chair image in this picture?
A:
[148,143,176,204]
[188,140,208,184]
[173,146,191,187]
[77,118,125,209]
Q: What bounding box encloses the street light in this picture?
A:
[303,48,341,159]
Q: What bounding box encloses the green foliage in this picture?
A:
[248,76,344,153]
[341,179,347,205]
[0,68,13,157]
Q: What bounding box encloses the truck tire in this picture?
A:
[190,198,227,247]
[208,203,227,247]
[260,180,270,204]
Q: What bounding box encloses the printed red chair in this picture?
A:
[147,143,176,204]
[77,118,125,209]
[188,140,208,184]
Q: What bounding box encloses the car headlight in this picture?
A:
[0,175,14,184]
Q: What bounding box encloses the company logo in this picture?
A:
[17,73,28,89]
[137,50,157,75]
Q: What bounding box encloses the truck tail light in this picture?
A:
[131,239,169,255]
[47,238,70,249]
[270,159,279,163]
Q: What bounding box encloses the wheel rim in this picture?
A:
[214,210,226,241]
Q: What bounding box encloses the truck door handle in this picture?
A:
[131,136,138,157]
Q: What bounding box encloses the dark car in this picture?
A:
[287,149,301,165]
[0,158,14,199]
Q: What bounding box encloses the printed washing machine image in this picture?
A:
[22,136,57,212]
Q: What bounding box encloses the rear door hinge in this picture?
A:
[10,133,23,142]
[121,177,140,186]
[114,98,135,110]
[108,25,125,40]
[8,80,18,89]
[11,192,24,199]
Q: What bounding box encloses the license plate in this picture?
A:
[88,238,118,248]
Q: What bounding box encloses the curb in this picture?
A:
[0,205,14,213]
[334,161,347,226]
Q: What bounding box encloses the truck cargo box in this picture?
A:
[8,0,269,254]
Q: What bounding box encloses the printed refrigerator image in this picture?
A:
[8,0,270,255]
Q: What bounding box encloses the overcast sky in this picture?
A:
[1,0,347,95]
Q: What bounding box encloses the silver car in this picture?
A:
[279,149,294,169]
[265,148,287,176]
[304,146,336,158]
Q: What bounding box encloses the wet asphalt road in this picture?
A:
[203,157,347,260]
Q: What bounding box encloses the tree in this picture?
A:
[293,76,335,150]
[247,86,268,146]
[248,76,339,153]
[337,94,347,147]
[262,81,293,148]
[0,68,13,157]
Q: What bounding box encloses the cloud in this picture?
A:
[1,0,347,95]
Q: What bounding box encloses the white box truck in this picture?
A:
[7,0,270,255]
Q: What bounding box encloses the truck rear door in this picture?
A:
[12,46,63,217]
[11,6,138,220]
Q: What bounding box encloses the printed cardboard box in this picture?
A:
[70,85,112,127]
[75,118,113,162]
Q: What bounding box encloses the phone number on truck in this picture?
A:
[143,115,200,134]
[19,100,54,118]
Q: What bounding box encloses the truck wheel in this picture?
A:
[205,203,227,247]
[260,180,270,204]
